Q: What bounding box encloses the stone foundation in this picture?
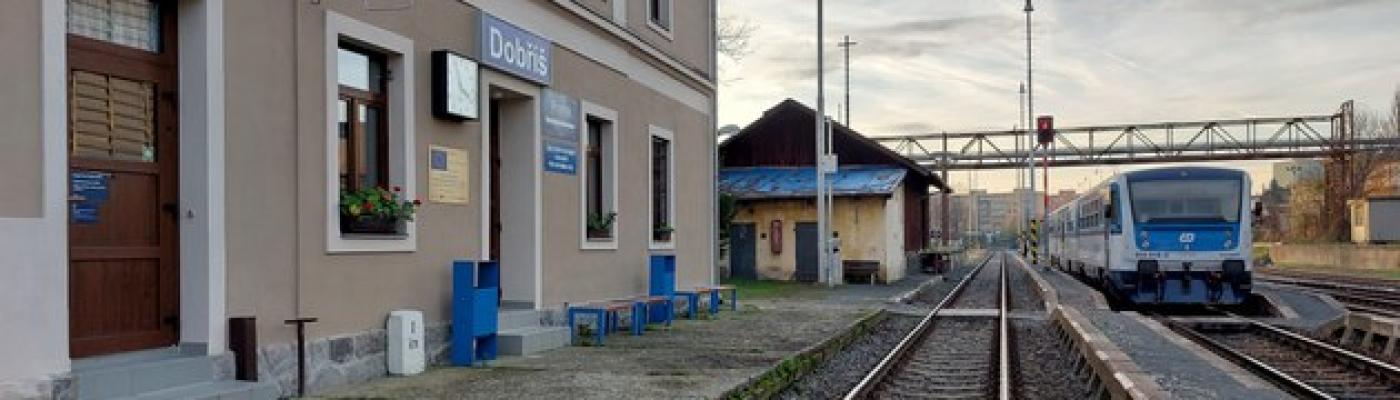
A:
[257,322,451,396]
[0,373,73,400]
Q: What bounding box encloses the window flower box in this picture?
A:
[340,186,419,236]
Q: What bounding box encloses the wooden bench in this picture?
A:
[697,285,738,313]
[843,260,880,284]
[673,287,713,319]
[566,301,634,345]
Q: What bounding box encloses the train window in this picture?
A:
[1129,179,1241,223]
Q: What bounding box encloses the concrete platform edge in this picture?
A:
[1052,306,1171,400]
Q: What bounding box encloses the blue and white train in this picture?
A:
[1047,167,1255,305]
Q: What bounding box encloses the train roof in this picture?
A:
[1123,166,1246,181]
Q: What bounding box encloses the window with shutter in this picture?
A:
[69,70,157,162]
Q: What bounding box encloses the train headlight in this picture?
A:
[1139,231,1148,239]
[1223,239,1234,248]
[1141,240,1150,249]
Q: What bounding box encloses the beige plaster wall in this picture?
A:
[224,0,712,344]
[0,0,44,217]
[627,0,713,78]
[540,44,714,306]
[733,197,894,281]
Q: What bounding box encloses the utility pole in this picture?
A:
[815,0,831,287]
[1018,83,1026,234]
[838,35,857,127]
[1024,0,1037,262]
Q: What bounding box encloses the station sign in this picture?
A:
[479,12,551,86]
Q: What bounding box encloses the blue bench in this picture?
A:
[706,285,738,312]
[566,301,630,346]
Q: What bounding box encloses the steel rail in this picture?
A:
[1165,310,1400,400]
[1158,317,1334,400]
[841,252,996,400]
[1234,315,1400,380]
[997,252,1011,399]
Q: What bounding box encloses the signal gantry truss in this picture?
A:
[878,101,1395,170]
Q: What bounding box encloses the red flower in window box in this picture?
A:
[339,186,418,235]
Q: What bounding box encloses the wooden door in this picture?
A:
[794,222,819,282]
[488,99,502,261]
[67,1,180,358]
[729,223,757,280]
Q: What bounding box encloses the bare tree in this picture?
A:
[1319,88,1400,240]
[717,15,757,61]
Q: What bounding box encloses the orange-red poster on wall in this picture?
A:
[770,220,783,254]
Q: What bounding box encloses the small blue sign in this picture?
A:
[540,89,579,175]
[70,171,109,224]
[543,140,577,175]
[71,204,100,224]
[479,13,551,85]
[71,171,109,203]
[431,148,449,170]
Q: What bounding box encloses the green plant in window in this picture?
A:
[339,186,420,234]
[653,224,674,241]
[586,212,617,239]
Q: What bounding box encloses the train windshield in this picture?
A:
[1128,179,1242,223]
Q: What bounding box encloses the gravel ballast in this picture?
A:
[1011,319,1091,400]
[908,255,988,307]
[775,315,921,399]
[1007,260,1046,312]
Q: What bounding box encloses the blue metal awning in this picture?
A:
[719,166,908,200]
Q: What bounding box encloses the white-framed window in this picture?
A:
[648,125,675,249]
[646,0,673,39]
[580,101,619,250]
[324,12,417,253]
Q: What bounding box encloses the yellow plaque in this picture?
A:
[428,145,470,204]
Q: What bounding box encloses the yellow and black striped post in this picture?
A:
[1029,219,1040,265]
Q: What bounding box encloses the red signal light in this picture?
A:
[1036,115,1054,145]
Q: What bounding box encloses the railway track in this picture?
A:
[844,253,1008,399]
[1257,273,1400,318]
[1164,313,1400,399]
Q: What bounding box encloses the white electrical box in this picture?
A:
[387,309,425,375]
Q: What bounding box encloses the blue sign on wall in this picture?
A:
[541,89,579,175]
[479,12,551,85]
[543,142,578,175]
[70,171,109,224]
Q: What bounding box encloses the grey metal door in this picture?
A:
[729,223,757,280]
[795,222,819,283]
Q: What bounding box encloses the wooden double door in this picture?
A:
[66,1,180,358]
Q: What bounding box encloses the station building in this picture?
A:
[718,100,951,284]
[0,0,717,397]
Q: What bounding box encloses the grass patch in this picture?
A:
[721,278,823,300]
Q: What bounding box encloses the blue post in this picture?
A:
[452,260,499,367]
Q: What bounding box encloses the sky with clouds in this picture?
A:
[716,0,1400,194]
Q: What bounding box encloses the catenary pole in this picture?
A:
[1018,83,1025,234]
[816,0,830,286]
[1024,0,1036,259]
[838,35,857,127]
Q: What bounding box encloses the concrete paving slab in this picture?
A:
[309,274,941,399]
